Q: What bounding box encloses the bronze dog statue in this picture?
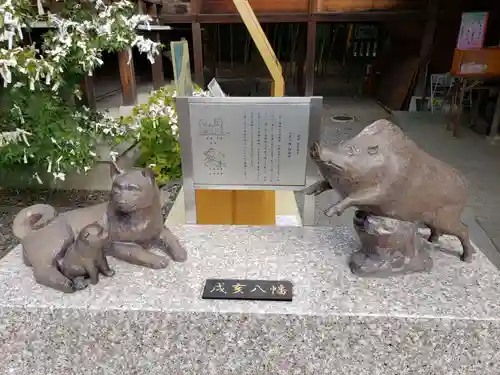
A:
[305,119,473,263]
[13,163,187,293]
[58,222,113,290]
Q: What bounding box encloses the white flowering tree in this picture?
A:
[0,0,161,184]
[119,85,210,184]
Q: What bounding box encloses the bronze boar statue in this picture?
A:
[12,163,187,293]
[304,119,473,264]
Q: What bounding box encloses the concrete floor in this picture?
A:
[297,98,500,252]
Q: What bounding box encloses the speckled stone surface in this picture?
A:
[1,225,500,374]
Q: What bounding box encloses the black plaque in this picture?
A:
[202,279,293,301]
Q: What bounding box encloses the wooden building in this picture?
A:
[76,0,499,111]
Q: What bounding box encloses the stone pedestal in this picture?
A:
[1,225,500,374]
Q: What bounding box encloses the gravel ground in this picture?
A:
[0,184,181,260]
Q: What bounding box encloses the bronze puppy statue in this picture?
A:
[12,163,187,292]
[304,119,473,262]
[58,222,114,290]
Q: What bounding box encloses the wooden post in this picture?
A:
[303,0,317,96]
[151,32,165,89]
[192,0,201,14]
[296,24,306,96]
[192,22,205,87]
[471,89,485,127]
[137,0,147,13]
[414,0,440,98]
[305,20,317,96]
[146,3,158,19]
[209,25,218,79]
[80,74,96,110]
[489,91,500,139]
[451,79,466,138]
[118,49,137,106]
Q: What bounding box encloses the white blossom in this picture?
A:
[0,128,31,147]
[109,150,119,161]
[34,172,43,184]
[52,172,65,181]
[0,0,160,91]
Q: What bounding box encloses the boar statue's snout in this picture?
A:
[309,142,321,161]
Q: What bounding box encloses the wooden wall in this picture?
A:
[200,0,309,13]
[32,0,191,16]
[315,0,426,12]
[429,0,500,74]
[199,0,425,14]
[140,0,191,16]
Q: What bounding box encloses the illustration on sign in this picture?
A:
[202,279,293,301]
[204,148,226,168]
[199,118,228,137]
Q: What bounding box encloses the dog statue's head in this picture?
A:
[76,222,109,250]
[109,163,159,213]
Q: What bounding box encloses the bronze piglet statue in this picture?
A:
[305,119,473,262]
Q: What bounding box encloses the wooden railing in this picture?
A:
[200,0,425,14]
[31,0,425,18]
[30,0,191,17]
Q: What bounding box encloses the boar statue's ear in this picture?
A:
[110,161,124,179]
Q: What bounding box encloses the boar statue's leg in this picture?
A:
[324,188,381,217]
[445,222,473,263]
[302,180,332,196]
[431,207,474,263]
[428,226,441,243]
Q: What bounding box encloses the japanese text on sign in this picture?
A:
[202,279,293,301]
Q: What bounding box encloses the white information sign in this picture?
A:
[187,100,311,187]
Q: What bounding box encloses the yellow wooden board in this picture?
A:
[233,190,276,225]
[195,190,276,225]
[195,190,234,224]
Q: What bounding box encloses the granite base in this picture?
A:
[1,225,500,374]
